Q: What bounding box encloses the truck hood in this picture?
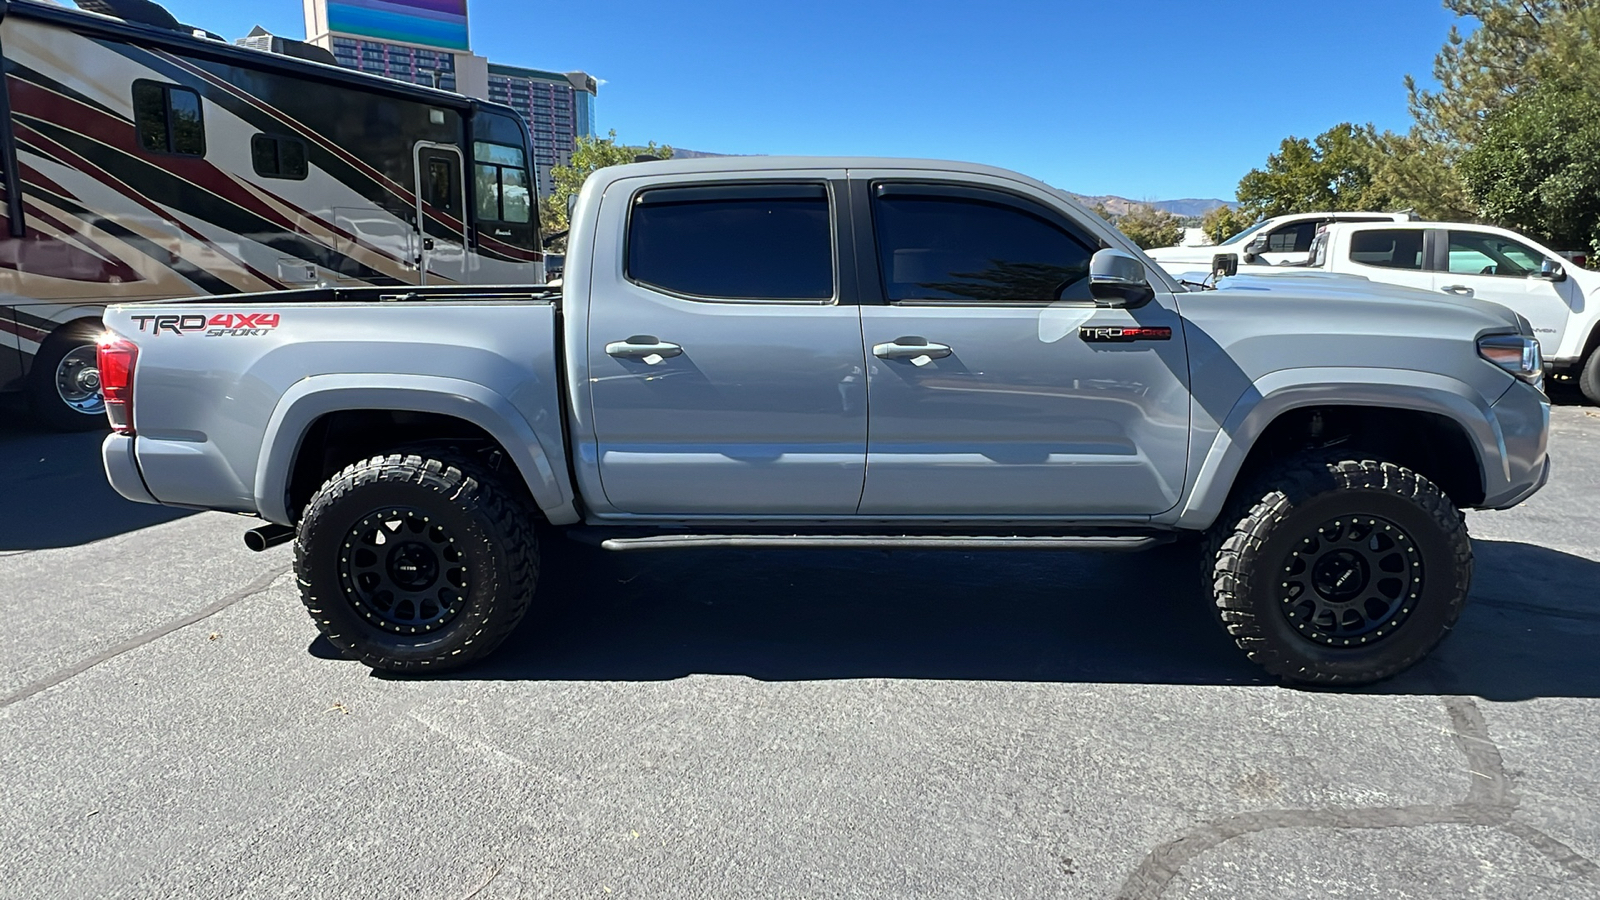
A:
[1200,272,1529,334]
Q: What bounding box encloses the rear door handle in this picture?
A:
[1440,284,1474,296]
[606,336,683,360]
[873,338,953,360]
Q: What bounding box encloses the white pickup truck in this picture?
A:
[1145,211,1415,276]
[1227,221,1600,404]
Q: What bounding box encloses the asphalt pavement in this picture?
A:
[1,392,1597,899]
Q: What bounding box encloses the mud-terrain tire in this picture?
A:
[1578,344,1600,405]
[1208,456,1471,686]
[295,452,539,673]
[27,325,107,432]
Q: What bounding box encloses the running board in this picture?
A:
[596,534,1171,552]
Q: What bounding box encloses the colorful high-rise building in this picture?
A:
[287,0,596,195]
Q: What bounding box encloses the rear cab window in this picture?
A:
[627,183,835,301]
[1347,229,1425,270]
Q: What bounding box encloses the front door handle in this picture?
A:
[873,338,953,360]
[606,336,683,360]
[1440,284,1474,296]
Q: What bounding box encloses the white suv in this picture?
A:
[1145,211,1417,277]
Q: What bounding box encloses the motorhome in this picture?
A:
[0,0,543,428]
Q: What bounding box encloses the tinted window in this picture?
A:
[133,81,204,157]
[1448,231,1546,277]
[423,157,458,215]
[872,187,1094,303]
[1265,221,1316,254]
[1348,229,1424,269]
[628,184,833,300]
[250,134,309,180]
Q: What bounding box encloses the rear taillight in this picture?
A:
[98,335,138,434]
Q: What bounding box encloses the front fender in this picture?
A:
[254,373,578,526]
[1171,367,1512,530]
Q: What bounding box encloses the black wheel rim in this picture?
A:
[339,507,469,634]
[1277,515,1422,648]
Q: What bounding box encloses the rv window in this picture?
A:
[251,135,309,180]
[472,142,531,224]
[424,159,457,214]
[133,81,205,157]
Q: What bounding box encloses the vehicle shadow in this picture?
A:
[382,535,1600,700]
[0,397,190,551]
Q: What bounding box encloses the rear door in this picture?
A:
[1434,228,1574,350]
[853,175,1191,517]
[585,173,868,515]
[1338,227,1435,292]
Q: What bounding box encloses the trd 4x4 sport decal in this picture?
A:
[129,313,282,336]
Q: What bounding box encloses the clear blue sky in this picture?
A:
[150,0,1463,201]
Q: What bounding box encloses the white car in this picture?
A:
[1240,220,1600,403]
[1145,211,1416,276]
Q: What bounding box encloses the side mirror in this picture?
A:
[1538,258,1567,282]
[1212,253,1239,278]
[566,192,579,222]
[1240,234,1268,264]
[1088,248,1155,307]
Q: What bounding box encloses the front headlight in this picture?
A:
[1478,334,1544,385]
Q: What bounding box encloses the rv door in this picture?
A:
[413,142,466,284]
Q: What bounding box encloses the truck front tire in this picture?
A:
[1210,457,1471,686]
[295,452,539,672]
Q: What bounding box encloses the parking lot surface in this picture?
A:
[2,395,1598,899]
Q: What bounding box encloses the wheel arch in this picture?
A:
[255,374,578,527]
[1175,369,1506,530]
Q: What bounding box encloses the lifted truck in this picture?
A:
[99,157,1551,685]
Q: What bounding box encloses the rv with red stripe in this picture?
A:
[0,0,543,428]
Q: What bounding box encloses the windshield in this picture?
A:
[1218,217,1272,246]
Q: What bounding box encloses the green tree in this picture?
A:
[1115,203,1184,250]
[1458,80,1600,254]
[1235,123,1392,219]
[1200,204,1256,244]
[539,130,673,242]
[1407,1,1600,149]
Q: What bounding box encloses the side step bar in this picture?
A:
[597,534,1171,552]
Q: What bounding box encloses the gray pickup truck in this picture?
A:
[98,157,1551,685]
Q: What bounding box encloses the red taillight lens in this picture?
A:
[97,336,137,434]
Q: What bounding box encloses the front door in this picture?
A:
[586,174,868,516]
[412,142,466,284]
[854,177,1191,517]
[1435,228,1574,352]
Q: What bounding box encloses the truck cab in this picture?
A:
[1145,211,1416,277]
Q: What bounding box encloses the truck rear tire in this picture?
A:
[294,451,539,673]
[27,325,108,432]
[1210,456,1471,686]
[1578,344,1600,405]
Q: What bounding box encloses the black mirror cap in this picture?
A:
[1212,253,1239,278]
[1089,281,1156,307]
[1540,259,1567,282]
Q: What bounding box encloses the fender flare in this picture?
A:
[253,373,578,526]
[1173,367,1507,530]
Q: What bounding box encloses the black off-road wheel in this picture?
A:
[295,452,539,673]
[1208,456,1472,686]
[27,324,108,432]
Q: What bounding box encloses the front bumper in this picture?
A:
[102,434,159,506]
[1481,380,1551,509]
